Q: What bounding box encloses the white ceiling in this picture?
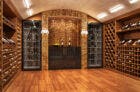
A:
[11,0,140,22]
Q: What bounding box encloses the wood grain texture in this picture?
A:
[5,69,140,92]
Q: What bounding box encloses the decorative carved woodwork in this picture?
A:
[48,17,81,46]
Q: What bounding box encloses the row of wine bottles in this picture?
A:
[119,39,140,46]
[2,47,21,86]
[121,21,140,30]
[2,38,15,44]
[116,46,140,76]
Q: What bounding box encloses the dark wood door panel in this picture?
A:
[49,46,81,69]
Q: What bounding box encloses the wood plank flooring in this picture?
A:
[5,69,140,92]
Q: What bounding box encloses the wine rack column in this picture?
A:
[103,21,116,69]
[42,13,49,69]
[0,0,3,92]
[81,14,88,69]
[16,19,22,71]
[81,33,87,69]
[42,34,48,70]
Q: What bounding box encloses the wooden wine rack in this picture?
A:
[116,14,140,33]
[103,21,116,69]
[16,19,22,71]
[2,46,20,87]
[116,46,140,77]
[116,13,140,77]
[0,0,3,92]
[3,17,15,30]
[104,11,140,78]
[0,1,22,92]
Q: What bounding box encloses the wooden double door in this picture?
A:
[49,45,81,69]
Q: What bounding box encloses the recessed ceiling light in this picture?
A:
[23,0,31,8]
[97,12,108,19]
[129,0,138,4]
[27,9,33,16]
[109,4,125,13]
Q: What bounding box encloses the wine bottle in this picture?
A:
[132,39,140,46]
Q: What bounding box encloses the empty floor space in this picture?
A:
[6,69,140,92]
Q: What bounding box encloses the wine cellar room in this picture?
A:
[0,0,140,92]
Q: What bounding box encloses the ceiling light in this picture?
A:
[97,12,108,19]
[129,0,138,4]
[109,4,125,13]
[27,9,33,16]
[23,0,31,8]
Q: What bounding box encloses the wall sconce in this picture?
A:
[81,30,88,35]
[41,29,49,34]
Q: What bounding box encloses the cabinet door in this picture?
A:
[88,23,102,68]
[22,20,42,70]
[49,46,81,69]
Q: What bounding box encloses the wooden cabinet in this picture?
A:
[49,46,81,69]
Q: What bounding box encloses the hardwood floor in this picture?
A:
[5,69,140,92]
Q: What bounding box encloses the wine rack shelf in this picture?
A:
[3,16,15,30]
[116,46,140,77]
[116,27,140,34]
[88,23,102,68]
[104,21,116,69]
[104,11,140,78]
[2,46,20,86]
[116,13,140,32]
[0,0,22,92]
